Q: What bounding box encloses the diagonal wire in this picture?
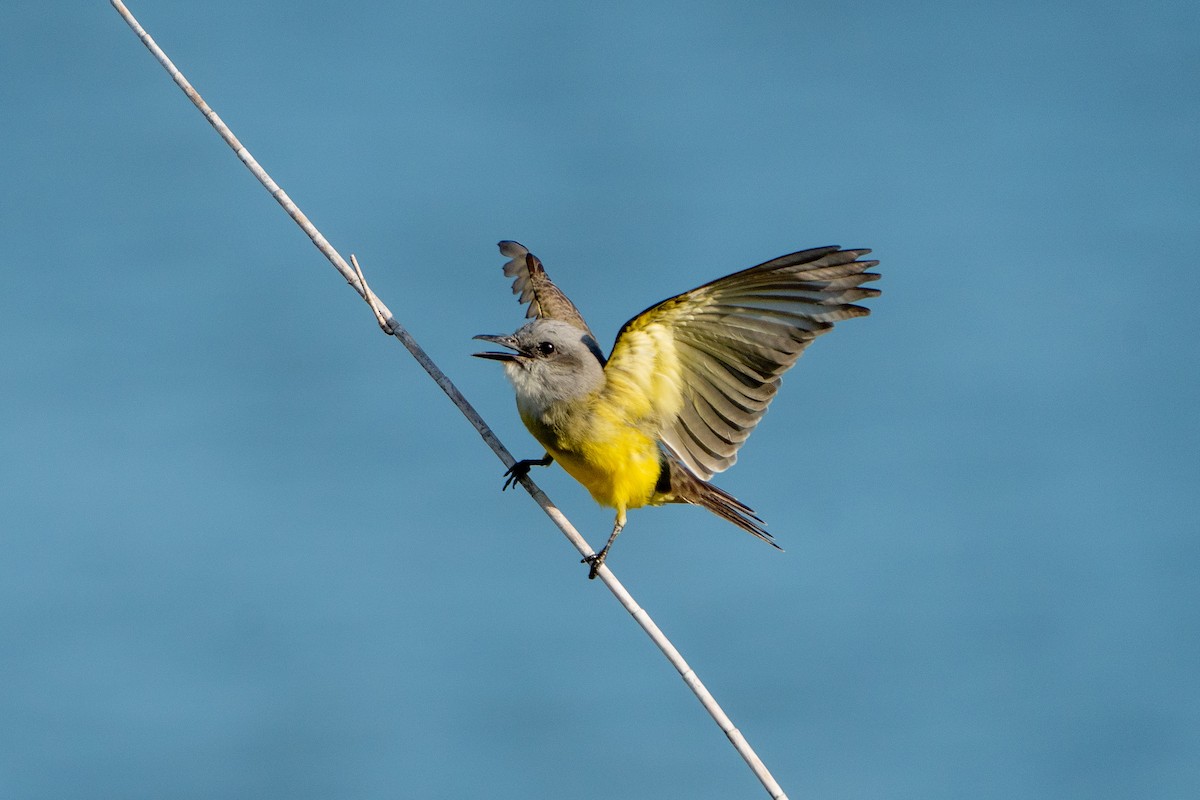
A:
[108,3,789,797]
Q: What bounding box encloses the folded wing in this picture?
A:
[604,246,881,480]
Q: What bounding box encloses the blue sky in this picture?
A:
[2,2,1198,798]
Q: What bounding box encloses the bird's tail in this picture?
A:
[660,456,782,550]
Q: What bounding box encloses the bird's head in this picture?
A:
[473,319,606,409]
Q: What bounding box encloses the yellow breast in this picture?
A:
[521,403,663,513]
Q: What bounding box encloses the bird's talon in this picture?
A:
[500,456,552,492]
[582,552,606,579]
[501,463,530,491]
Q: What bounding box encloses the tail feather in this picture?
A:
[660,456,782,550]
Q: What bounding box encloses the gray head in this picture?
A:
[473,319,607,410]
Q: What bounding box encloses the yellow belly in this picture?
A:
[521,408,662,513]
[557,431,662,511]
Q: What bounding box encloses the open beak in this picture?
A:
[472,333,525,362]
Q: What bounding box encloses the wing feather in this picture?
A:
[689,373,763,426]
[498,241,598,343]
[604,246,880,479]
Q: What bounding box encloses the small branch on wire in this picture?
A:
[351,254,393,335]
[108,3,788,798]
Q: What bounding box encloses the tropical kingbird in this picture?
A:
[474,240,880,578]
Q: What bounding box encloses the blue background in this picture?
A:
[3,2,1197,798]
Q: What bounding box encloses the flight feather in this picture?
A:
[499,240,597,341]
[603,246,880,480]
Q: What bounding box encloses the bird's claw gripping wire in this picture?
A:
[501,455,554,491]
[582,550,608,580]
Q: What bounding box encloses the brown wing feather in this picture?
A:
[498,241,596,339]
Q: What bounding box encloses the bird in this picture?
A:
[474,240,880,578]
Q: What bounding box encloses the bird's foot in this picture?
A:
[501,462,532,491]
[501,456,552,491]
[581,550,608,580]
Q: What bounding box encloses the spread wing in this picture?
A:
[603,246,880,480]
[498,241,597,341]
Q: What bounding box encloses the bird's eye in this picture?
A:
[536,341,555,356]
